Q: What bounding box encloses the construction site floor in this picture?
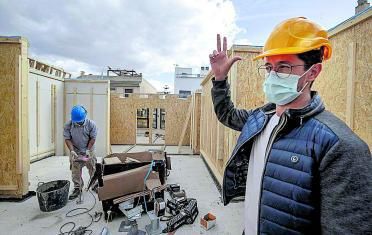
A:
[0,152,243,234]
[111,145,194,155]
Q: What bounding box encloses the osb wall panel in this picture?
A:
[352,18,371,147]
[111,94,191,145]
[0,38,29,197]
[314,17,371,147]
[235,49,266,108]
[200,74,220,176]
[313,30,350,121]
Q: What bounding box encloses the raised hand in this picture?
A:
[209,34,242,81]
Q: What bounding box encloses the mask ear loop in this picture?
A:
[299,82,309,93]
[298,63,319,93]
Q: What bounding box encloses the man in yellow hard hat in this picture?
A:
[209,17,371,234]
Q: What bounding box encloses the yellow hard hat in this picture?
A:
[253,17,332,61]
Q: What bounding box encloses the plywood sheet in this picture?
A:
[0,37,29,197]
[110,94,192,146]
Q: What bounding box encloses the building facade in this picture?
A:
[77,68,158,96]
[174,66,209,98]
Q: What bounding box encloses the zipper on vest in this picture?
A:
[222,110,274,205]
[299,101,323,125]
[256,114,288,233]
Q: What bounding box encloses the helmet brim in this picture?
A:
[253,44,332,61]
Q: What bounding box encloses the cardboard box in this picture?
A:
[200,213,216,230]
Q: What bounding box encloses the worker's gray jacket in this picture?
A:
[211,79,372,234]
[63,119,97,154]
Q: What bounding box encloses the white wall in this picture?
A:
[140,79,158,93]
[175,67,192,75]
[174,77,203,94]
[64,80,110,158]
[174,67,204,94]
[28,69,64,161]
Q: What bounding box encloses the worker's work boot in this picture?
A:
[69,188,81,200]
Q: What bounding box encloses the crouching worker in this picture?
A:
[64,105,98,200]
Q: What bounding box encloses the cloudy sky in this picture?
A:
[0,0,359,92]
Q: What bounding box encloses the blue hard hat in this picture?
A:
[71,105,87,123]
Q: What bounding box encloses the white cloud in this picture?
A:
[0,0,243,82]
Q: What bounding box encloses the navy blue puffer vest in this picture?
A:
[222,94,338,234]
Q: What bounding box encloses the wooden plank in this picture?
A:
[15,52,21,176]
[90,87,94,120]
[53,84,57,150]
[0,185,18,191]
[149,108,153,144]
[346,42,356,128]
[216,123,224,160]
[36,80,40,148]
[177,101,193,153]
[65,92,107,95]
[106,83,110,155]
[73,87,77,106]
[51,84,54,144]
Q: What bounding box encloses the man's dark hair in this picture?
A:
[297,47,324,70]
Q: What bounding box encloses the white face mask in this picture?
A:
[263,65,314,105]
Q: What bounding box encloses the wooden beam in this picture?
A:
[149,108,153,144]
[346,42,356,128]
[216,123,224,160]
[0,185,18,191]
[177,101,193,153]
[90,87,94,120]
[51,84,54,144]
[73,87,77,105]
[36,80,40,148]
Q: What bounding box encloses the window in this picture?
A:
[160,109,166,130]
[137,108,149,128]
[124,88,133,98]
[179,90,191,98]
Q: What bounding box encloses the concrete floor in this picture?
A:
[110,145,194,155]
[137,129,165,145]
[0,154,243,235]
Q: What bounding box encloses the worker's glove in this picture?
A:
[70,150,78,161]
[86,149,93,158]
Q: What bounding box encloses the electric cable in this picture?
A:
[142,160,154,213]
[58,189,102,235]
